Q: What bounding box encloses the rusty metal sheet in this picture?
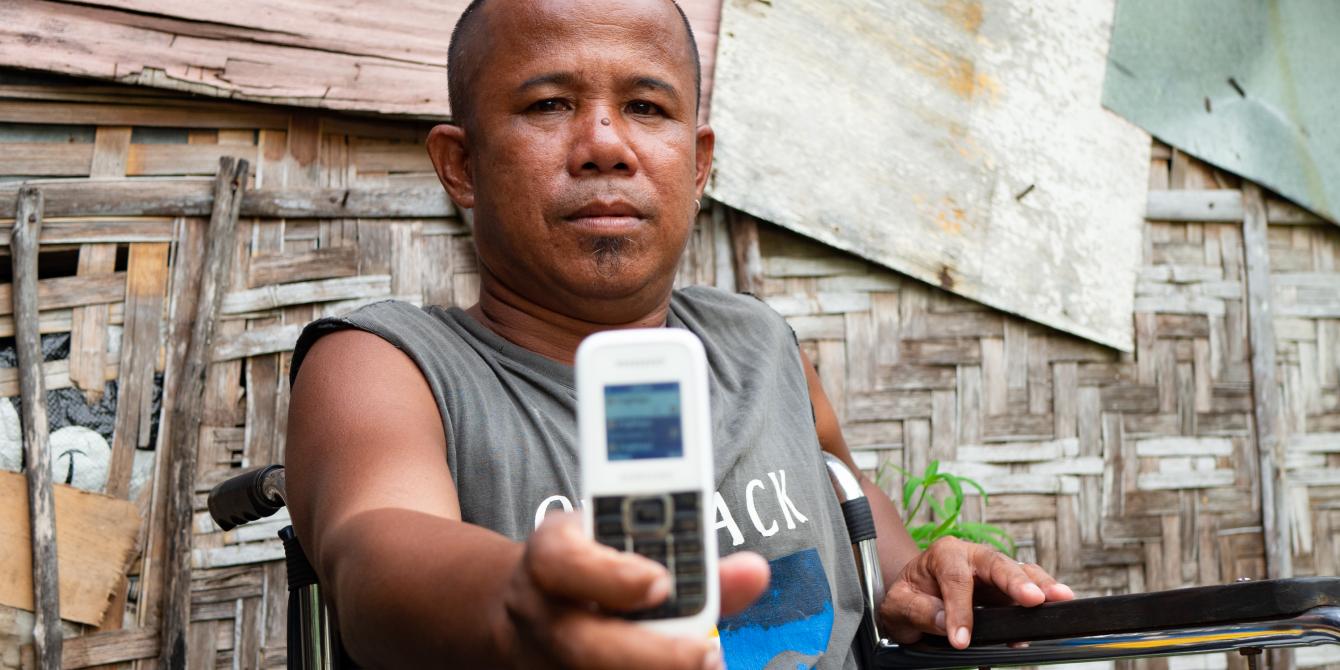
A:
[1103,0,1340,225]
[707,0,1150,351]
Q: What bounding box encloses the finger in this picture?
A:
[877,582,945,644]
[527,513,670,610]
[718,551,770,616]
[973,551,1045,608]
[929,541,977,649]
[551,610,723,670]
[1020,563,1075,602]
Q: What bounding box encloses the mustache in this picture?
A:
[555,188,659,219]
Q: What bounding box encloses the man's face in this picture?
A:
[436,0,711,323]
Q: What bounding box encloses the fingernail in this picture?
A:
[701,647,723,670]
[620,558,660,582]
[954,627,970,648]
[933,610,945,632]
[1055,584,1075,598]
[1023,583,1044,599]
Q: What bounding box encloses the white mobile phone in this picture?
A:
[577,328,719,637]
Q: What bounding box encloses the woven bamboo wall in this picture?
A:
[0,72,1337,669]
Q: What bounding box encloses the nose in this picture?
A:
[568,106,639,177]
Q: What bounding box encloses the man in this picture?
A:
[285,0,1074,667]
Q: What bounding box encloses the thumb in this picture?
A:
[718,552,770,616]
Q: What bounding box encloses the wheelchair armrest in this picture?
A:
[877,578,1340,669]
[968,577,1340,645]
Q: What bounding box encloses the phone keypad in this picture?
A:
[593,491,707,619]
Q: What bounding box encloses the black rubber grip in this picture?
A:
[841,497,877,543]
[279,526,319,589]
[208,465,285,531]
[961,577,1340,646]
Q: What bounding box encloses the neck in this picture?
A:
[466,269,672,365]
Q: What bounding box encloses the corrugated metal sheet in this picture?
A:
[707,0,1150,351]
[1103,0,1340,225]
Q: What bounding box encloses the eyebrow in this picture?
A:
[516,72,683,103]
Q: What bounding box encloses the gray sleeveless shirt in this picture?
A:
[291,286,863,670]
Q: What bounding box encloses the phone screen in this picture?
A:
[604,382,683,460]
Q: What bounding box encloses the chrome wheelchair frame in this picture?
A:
[209,460,1340,670]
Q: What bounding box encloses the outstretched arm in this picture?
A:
[797,349,1074,649]
[286,330,768,668]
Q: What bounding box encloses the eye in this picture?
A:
[626,100,663,116]
[528,98,571,113]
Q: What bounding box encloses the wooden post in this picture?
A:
[13,186,62,669]
[1241,182,1291,579]
[160,157,248,668]
[728,210,763,294]
[1241,181,1293,669]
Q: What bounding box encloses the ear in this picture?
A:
[426,123,475,210]
[693,124,715,199]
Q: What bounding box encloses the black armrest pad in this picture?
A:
[963,577,1340,645]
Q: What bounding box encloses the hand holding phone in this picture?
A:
[577,328,719,637]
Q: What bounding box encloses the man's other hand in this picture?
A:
[503,514,770,670]
[879,537,1075,649]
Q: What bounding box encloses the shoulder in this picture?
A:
[671,286,797,344]
[290,299,456,386]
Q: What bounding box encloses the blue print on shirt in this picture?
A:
[719,548,834,670]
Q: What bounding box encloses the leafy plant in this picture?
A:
[880,460,1016,556]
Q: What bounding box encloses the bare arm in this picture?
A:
[286,330,768,668]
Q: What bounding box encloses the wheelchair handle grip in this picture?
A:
[208,465,287,531]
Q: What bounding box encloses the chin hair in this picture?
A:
[589,236,635,278]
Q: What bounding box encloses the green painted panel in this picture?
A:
[1104,0,1340,223]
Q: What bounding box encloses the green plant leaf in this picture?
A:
[960,475,989,505]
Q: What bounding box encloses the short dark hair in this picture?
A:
[447,0,702,129]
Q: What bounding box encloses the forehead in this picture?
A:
[473,0,695,88]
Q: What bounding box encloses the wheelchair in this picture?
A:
[209,459,1340,670]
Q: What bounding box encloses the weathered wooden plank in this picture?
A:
[0,358,118,397]
[247,245,358,287]
[846,390,934,422]
[160,157,247,668]
[0,218,177,247]
[0,473,142,629]
[241,185,454,219]
[0,98,289,129]
[0,0,723,120]
[211,324,304,362]
[107,243,170,499]
[130,217,205,647]
[0,143,94,176]
[708,0,1147,351]
[21,628,159,669]
[1241,182,1291,580]
[89,126,133,179]
[1135,437,1234,457]
[0,273,125,317]
[729,212,763,293]
[1137,469,1237,491]
[0,181,456,220]
[0,303,123,339]
[1146,190,1326,225]
[68,244,118,400]
[350,140,434,174]
[125,142,257,176]
[10,187,61,667]
[222,274,392,314]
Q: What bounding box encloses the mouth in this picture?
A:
[562,200,648,234]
